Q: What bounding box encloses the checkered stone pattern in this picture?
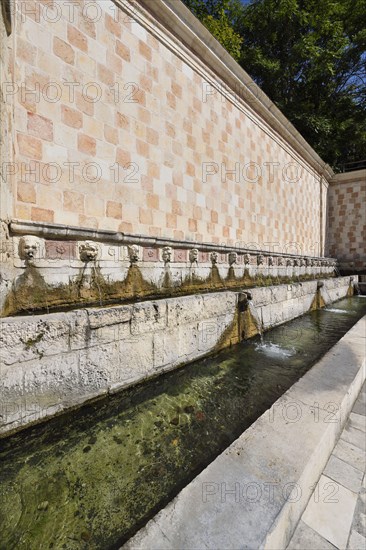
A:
[10,0,326,255]
[327,177,366,270]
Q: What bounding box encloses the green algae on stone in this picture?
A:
[2,258,336,317]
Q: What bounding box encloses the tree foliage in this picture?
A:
[184,0,243,60]
[182,0,366,169]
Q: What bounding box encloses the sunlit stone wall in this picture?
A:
[326,170,366,274]
[2,0,333,255]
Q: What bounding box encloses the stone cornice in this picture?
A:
[329,169,366,185]
[114,0,334,181]
[9,219,335,262]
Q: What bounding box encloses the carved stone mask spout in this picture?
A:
[228,252,237,266]
[128,245,139,264]
[189,248,198,264]
[79,242,99,262]
[19,236,40,263]
[210,251,218,265]
[162,246,172,264]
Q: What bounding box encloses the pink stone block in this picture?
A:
[174,249,187,262]
[143,247,159,262]
[45,241,77,260]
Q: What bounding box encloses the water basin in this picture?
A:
[1,296,365,550]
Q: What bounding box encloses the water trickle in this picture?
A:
[248,300,263,340]
[255,340,296,358]
[325,307,351,314]
[92,265,103,307]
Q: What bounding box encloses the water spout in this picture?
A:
[248,301,263,340]
[92,265,103,307]
[238,291,263,341]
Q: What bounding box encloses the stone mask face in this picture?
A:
[257,254,264,266]
[210,251,218,265]
[79,242,99,262]
[128,245,139,263]
[162,246,172,264]
[228,252,237,266]
[189,248,198,263]
[19,236,40,262]
[244,254,250,265]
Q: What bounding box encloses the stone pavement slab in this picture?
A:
[288,383,366,550]
[324,454,364,493]
[302,474,358,549]
[332,438,366,473]
[347,529,366,550]
[349,412,366,432]
[347,474,366,547]
[352,390,366,416]
[341,423,366,451]
[287,520,337,550]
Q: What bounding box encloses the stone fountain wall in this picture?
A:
[0,0,361,436]
[0,276,356,437]
[1,219,337,316]
[1,0,333,272]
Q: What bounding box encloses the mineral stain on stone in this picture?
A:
[2,257,335,317]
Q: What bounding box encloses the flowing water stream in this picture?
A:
[1,296,365,550]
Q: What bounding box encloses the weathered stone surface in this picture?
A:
[0,314,70,365]
[87,305,132,329]
[23,352,80,396]
[202,292,237,319]
[153,329,183,369]
[166,294,204,326]
[79,343,120,389]
[69,310,89,350]
[131,301,166,334]
[0,280,354,436]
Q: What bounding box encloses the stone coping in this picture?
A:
[329,169,366,185]
[123,315,366,550]
[119,0,333,181]
[9,219,336,263]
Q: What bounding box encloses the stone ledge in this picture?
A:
[9,219,336,261]
[123,316,366,550]
[329,169,366,185]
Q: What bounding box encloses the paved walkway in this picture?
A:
[287,382,366,550]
